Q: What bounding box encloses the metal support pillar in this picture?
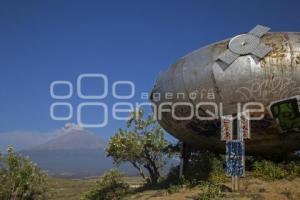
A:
[179,142,191,178]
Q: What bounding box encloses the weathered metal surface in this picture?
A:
[229,34,260,55]
[151,31,300,155]
[249,25,270,37]
[217,25,271,69]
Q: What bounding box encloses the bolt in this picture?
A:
[241,41,247,46]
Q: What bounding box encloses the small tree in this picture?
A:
[107,109,170,184]
[83,170,129,200]
[0,146,48,200]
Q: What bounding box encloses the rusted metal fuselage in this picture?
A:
[151,32,300,155]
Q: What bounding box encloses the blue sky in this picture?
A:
[0,0,300,140]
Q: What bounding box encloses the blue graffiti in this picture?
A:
[225,141,245,176]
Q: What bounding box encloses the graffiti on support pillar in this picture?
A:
[225,141,245,177]
[238,111,251,140]
[221,115,233,141]
[221,112,249,179]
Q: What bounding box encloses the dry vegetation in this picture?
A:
[47,175,300,200]
[126,176,300,200]
[48,176,144,200]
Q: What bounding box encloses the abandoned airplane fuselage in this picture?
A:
[151,26,300,155]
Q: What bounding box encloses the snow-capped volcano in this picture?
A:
[32,123,106,150]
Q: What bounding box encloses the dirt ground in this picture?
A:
[126,177,300,200]
[48,176,300,200]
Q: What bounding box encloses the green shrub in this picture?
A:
[285,161,300,177]
[164,152,227,188]
[252,160,288,180]
[83,170,129,200]
[185,152,226,186]
[195,181,224,200]
[167,184,181,194]
[208,157,227,183]
[0,146,48,200]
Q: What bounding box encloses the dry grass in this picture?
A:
[126,177,300,200]
[48,176,144,200]
[47,176,300,200]
[48,178,97,200]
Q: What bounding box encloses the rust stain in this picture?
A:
[295,53,300,65]
[211,40,229,55]
[260,33,291,76]
[213,40,229,49]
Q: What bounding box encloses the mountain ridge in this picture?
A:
[30,128,106,150]
[19,124,137,178]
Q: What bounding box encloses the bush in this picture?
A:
[188,152,226,185]
[163,152,226,190]
[195,181,224,200]
[208,157,227,183]
[0,146,48,200]
[252,160,288,180]
[167,184,182,194]
[83,170,129,200]
[183,152,226,186]
[285,161,300,177]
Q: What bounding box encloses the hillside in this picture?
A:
[20,124,136,178]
